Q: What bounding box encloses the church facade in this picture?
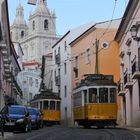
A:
[10,0,60,64]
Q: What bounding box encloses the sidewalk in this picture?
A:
[0,132,13,140]
[118,125,140,132]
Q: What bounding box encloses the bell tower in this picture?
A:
[10,3,28,42]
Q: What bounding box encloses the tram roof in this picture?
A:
[31,90,61,101]
[74,74,117,89]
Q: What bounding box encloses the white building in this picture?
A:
[52,22,95,126]
[10,0,59,64]
[18,63,41,105]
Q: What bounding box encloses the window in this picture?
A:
[33,20,35,30]
[54,70,56,78]
[74,56,78,78]
[99,88,108,103]
[40,101,43,110]
[73,92,82,107]
[44,19,48,30]
[29,77,33,86]
[35,79,38,87]
[21,31,24,38]
[44,101,49,109]
[64,85,67,97]
[110,88,116,103]
[64,41,67,51]
[50,101,55,110]
[64,63,67,74]
[86,48,90,63]
[56,101,60,110]
[29,93,33,100]
[89,88,97,103]
[84,90,87,103]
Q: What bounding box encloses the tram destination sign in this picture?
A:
[84,74,114,81]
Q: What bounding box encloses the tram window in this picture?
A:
[50,101,55,110]
[73,92,82,106]
[44,101,49,109]
[89,88,97,103]
[110,88,116,103]
[84,90,87,103]
[99,88,108,103]
[56,101,60,110]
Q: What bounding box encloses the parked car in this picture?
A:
[27,107,43,129]
[0,105,32,132]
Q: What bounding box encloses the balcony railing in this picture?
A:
[123,73,133,89]
[118,81,126,96]
[55,53,60,65]
[55,75,60,86]
[131,56,140,79]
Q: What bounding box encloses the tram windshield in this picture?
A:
[50,101,55,110]
[44,101,49,109]
[99,88,108,103]
[89,88,97,103]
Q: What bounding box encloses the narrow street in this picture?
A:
[3,125,140,140]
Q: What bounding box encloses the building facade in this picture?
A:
[17,61,42,105]
[0,0,22,108]
[115,0,140,126]
[52,22,95,126]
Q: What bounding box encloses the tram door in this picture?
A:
[83,90,87,119]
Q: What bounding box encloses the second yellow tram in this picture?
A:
[30,90,61,125]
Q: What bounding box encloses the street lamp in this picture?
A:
[130,22,140,41]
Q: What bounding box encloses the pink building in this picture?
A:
[115,0,140,126]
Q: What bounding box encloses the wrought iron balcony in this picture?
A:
[123,73,133,89]
[55,75,60,86]
[131,56,140,79]
[55,53,60,65]
[118,81,127,96]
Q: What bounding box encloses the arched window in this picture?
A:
[44,19,48,30]
[21,31,24,38]
[33,20,35,30]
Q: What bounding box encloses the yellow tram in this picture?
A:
[73,74,117,128]
[30,90,61,125]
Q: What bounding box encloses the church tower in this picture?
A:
[10,3,28,42]
[11,0,59,63]
[28,0,56,35]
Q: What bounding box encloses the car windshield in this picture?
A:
[28,108,37,115]
[9,107,25,115]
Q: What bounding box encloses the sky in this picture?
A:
[8,0,128,35]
